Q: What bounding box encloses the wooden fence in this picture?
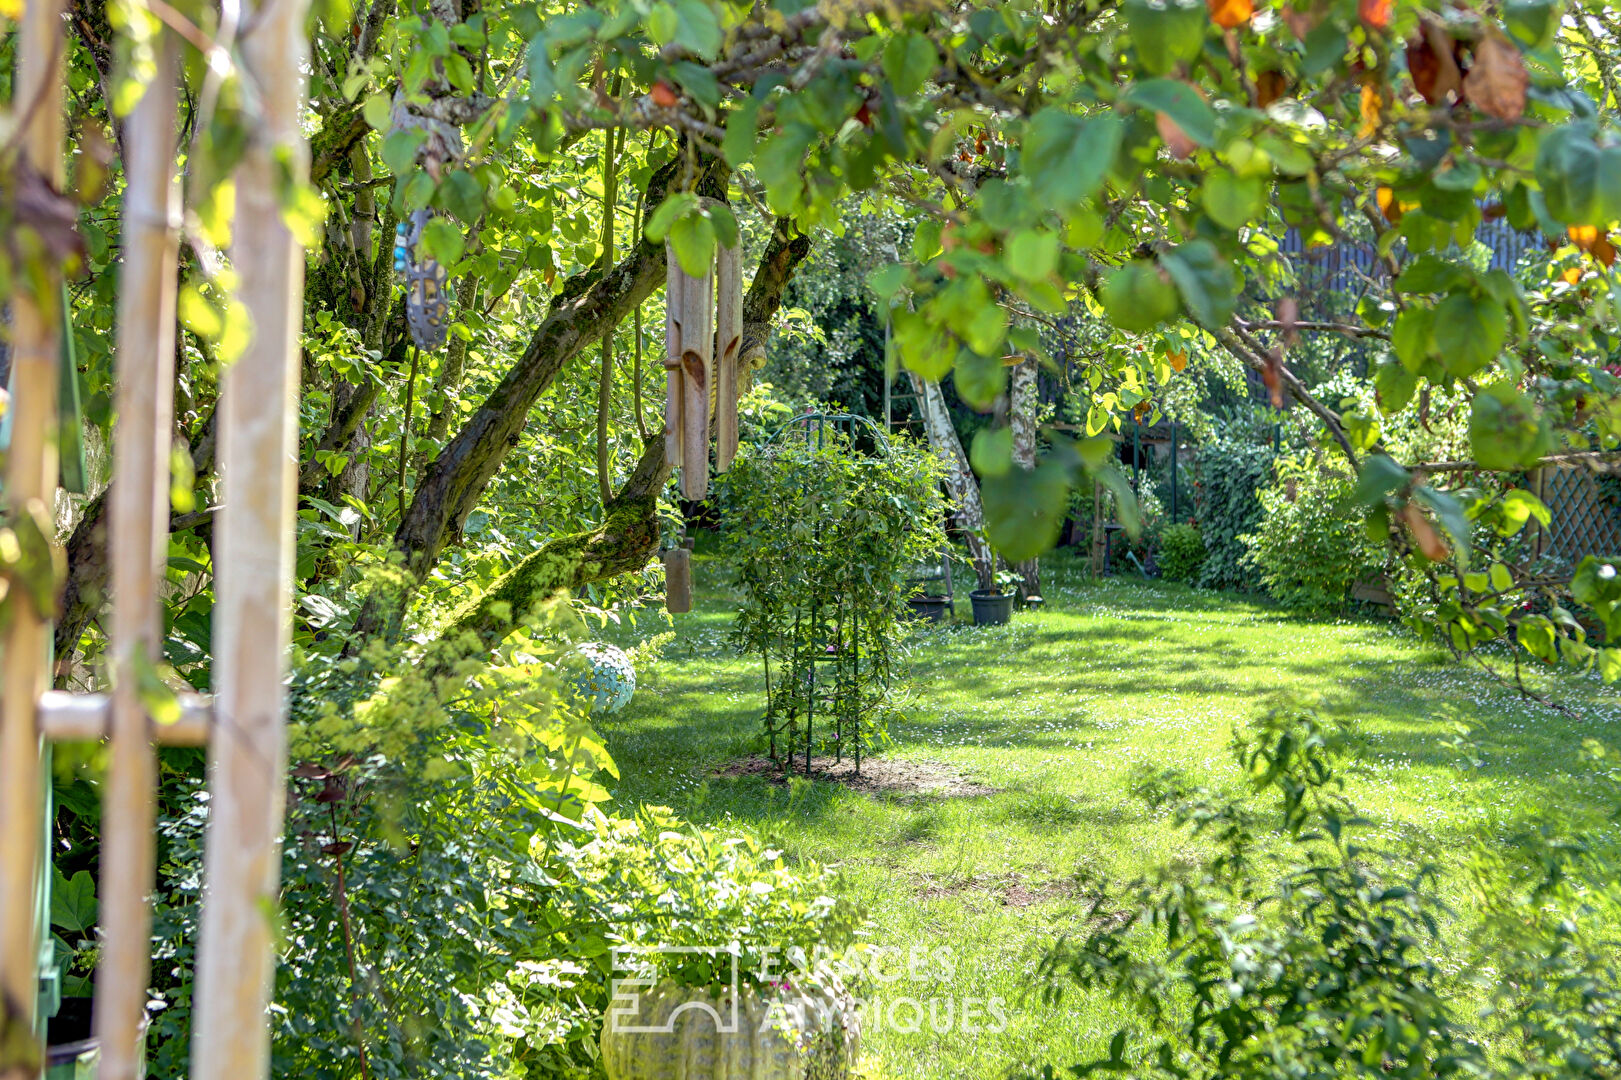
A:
[0,1,307,1077]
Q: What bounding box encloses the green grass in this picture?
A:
[594,550,1621,1079]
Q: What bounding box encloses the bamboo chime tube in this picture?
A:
[95,36,183,1080]
[674,251,713,500]
[0,0,66,1073]
[663,547,692,613]
[663,231,743,497]
[714,242,742,473]
[190,0,309,1071]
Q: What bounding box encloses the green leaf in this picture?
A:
[1123,0,1206,76]
[380,128,427,176]
[1432,292,1506,378]
[953,349,1007,410]
[1373,359,1418,414]
[970,426,1015,479]
[1392,305,1436,372]
[421,216,465,266]
[51,869,97,934]
[1101,261,1180,333]
[668,212,716,277]
[1535,122,1601,225]
[671,61,720,110]
[1351,454,1408,507]
[1159,241,1237,328]
[670,0,721,58]
[440,169,484,223]
[1022,110,1122,213]
[1123,79,1218,148]
[1006,229,1060,282]
[1201,172,1263,230]
[1490,562,1514,592]
[647,2,678,45]
[881,33,936,97]
[444,52,476,95]
[722,97,759,167]
[644,191,699,242]
[1393,254,1468,295]
[1469,384,1552,472]
[982,460,1072,562]
[1499,488,1551,535]
[866,263,909,301]
[362,92,392,131]
[893,309,952,381]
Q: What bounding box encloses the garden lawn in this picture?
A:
[594,549,1621,1080]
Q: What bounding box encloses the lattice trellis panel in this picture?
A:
[1536,465,1621,563]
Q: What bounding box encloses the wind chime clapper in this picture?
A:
[664,232,743,502]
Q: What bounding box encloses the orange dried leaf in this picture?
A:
[1463,34,1528,121]
[1562,267,1584,285]
[1359,0,1392,31]
[1168,349,1189,372]
[1404,504,1450,561]
[1358,82,1382,138]
[1376,185,1402,224]
[1156,111,1197,159]
[1255,69,1289,106]
[1209,0,1253,29]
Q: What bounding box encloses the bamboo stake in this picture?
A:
[0,0,66,1073]
[191,0,308,1071]
[94,35,182,1080]
[714,241,742,473]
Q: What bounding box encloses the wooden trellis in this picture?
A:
[0,0,307,1077]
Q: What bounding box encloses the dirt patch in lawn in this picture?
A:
[714,755,999,798]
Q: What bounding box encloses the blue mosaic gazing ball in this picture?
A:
[572,642,635,715]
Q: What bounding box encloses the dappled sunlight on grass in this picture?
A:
[593,551,1621,1079]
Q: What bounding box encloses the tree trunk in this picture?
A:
[909,372,994,591]
[428,220,811,654]
[1009,356,1040,601]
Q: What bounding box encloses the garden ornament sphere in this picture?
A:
[574,642,636,715]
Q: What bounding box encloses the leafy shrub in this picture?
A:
[539,806,862,991]
[144,610,854,1080]
[1035,707,1621,1080]
[1193,432,1276,590]
[1242,451,1384,613]
[1156,523,1206,583]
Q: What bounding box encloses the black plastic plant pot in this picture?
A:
[907,595,951,623]
[969,590,1015,626]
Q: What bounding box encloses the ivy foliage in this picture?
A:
[1156,522,1207,584]
[1195,433,1278,592]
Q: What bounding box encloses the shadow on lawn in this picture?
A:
[597,569,1621,842]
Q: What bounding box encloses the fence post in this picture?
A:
[190,0,309,1071]
[95,33,183,1080]
[0,0,66,1074]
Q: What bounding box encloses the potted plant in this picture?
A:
[552,809,866,1080]
[906,589,951,623]
[970,570,1019,626]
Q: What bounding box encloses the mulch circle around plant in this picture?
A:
[714,755,999,798]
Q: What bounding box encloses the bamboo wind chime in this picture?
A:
[660,232,742,613]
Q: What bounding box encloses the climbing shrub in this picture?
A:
[1193,432,1276,591]
[720,425,947,769]
[1243,451,1385,613]
[1156,523,1206,583]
